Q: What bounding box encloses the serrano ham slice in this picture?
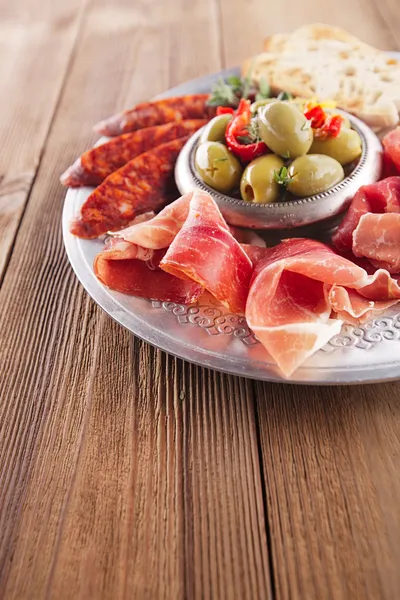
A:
[327,286,399,325]
[61,120,206,188]
[332,177,400,272]
[332,177,400,251]
[94,240,203,303]
[113,192,192,248]
[160,191,253,314]
[245,239,400,377]
[382,126,400,173]
[93,196,204,303]
[70,137,188,239]
[352,212,400,272]
[93,190,258,308]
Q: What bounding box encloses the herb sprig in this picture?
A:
[236,117,262,145]
[255,78,271,102]
[273,166,296,186]
[207,63,271,108]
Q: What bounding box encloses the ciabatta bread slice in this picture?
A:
[242,24,400,131]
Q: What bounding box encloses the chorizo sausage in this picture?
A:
[70,136,189,239]
[94,94,214,136]
[61,119,206,188]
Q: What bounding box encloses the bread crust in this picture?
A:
[242,24,400,130]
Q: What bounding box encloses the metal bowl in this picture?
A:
[175,110,383,229]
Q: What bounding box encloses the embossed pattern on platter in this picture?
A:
[321,314,400,352]
[151,301,400,352]
[151,301,258,345]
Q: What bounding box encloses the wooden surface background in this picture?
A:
[1,1,400,598]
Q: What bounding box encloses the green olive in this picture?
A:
[310,127,362,165]
[258,101,313,159]
[250,98,277,114]
[195,141,242,194]
[287,154,344,197]
[240,154,285,203]
[199,114,232,143]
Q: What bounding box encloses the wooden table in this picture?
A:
[1,1,400,598]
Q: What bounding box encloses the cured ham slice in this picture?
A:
[113,192,191,248]
[332,177,400,273]
[95,241,203,303]
[160,191,253,314]
[93,192,203,302]
[382,127,400,173]
[332,177,400,252]
[327,286,399,325]
[353,212,400,272]
[245,238,400,377]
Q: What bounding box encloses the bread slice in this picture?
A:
[242,24,400,131]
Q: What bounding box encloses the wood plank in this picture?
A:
[0,0,271,598]
[0,0,86,281]
[218,4,400,599]
[218,0,400,68]
[255,382,400,600]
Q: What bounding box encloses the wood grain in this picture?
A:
[0,0,271,598]
[1,0,400,598]
[218,0,400,66]
[254,381,400,600]
[0,0,86,281]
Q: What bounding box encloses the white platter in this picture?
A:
[62,62,400,385]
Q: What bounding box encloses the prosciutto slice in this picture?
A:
[245,239,400,377]
[93,193,204,303]
[160,191,253,314]
[112,192,192,249]
[332,177,400,272]
[352,212,400,272]
[332,177,400,250]
[382,126,400,173]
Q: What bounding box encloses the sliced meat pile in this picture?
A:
[95,190,253,314]
[333,128,400,273]
[94,191,400,377]
[246,239,400,376]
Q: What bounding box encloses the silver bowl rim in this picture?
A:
[186,108,369,210]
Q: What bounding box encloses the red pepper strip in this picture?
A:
[225,99,268,162]
[314,115,343,140]
[216,106,235,116]
[304,105,326,129]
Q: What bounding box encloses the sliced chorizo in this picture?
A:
[94,94,214,136]
[61,119,206,188]
[70,136,188,239]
